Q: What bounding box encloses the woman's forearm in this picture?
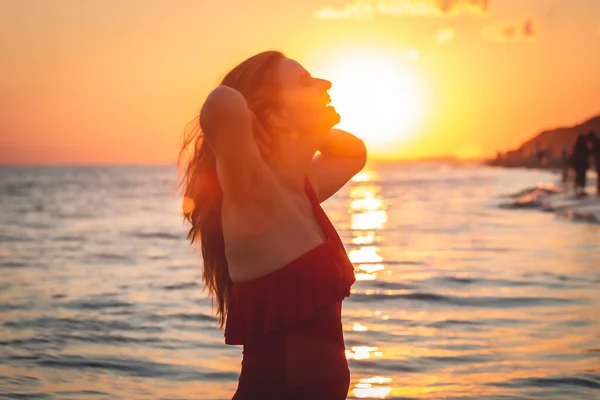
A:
[200,85,251,152]
[319,129,367,159]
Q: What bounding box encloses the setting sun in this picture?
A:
[318,51,425,156]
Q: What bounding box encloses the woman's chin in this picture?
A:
[324,106,341,128]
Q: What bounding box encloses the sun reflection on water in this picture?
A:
[353,172,371,182]
[347,170,395,398]
[352,231,378,245]
[351,211,388,231]
[353,376,393,399]
[349,247,383,264]
[352,322,369,331]
[349,170,388,285]
[346,346,382,361]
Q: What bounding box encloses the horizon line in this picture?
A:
[0,156,488,167]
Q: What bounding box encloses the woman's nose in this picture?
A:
[315,78,332,91]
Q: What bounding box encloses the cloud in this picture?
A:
[436,28,455,43]
[483,17,537,42]
[315,1,376,20]
[315,0,490,20]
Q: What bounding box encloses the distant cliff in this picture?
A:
[518,115,600,155]
[488,114,600,168]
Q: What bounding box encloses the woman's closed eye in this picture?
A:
[299,73,314,87]
[301,79,313,88]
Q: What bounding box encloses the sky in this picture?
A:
[1,0,599,164]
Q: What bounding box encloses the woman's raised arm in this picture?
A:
[200,85,275,205]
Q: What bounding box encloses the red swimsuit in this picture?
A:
[226,179,356,399]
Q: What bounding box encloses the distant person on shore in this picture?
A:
[587,130,600,195]
[178,51,364,399]
[535,141,546,166]
[568,133,590,197]
[561,144,570,183]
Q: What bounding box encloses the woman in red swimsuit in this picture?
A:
[179,51,366,399]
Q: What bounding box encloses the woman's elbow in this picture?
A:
[356,138,367,169]
[199,86,250,144]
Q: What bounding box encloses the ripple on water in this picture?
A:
[349,291,581,308]
[424,275,590,290]
[161,281,199,291]
[8,354,238,382]
[3,317,160,334]
[0,393,55,400]
[426,319,484,328]
[133,232,182,240]
[0,261,32,269]
[52,390,109,399]
[62,299,134,311]
[87,253,132,263]
[487,373,600,390]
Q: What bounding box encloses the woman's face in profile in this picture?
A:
[272,58,340,139]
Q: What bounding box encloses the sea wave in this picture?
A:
[349,291,579,308]
[500,183,600,223]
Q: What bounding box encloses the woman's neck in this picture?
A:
[269,134,318,192]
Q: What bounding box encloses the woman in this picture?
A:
[179,51,366,399]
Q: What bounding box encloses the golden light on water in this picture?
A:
[351,210,388,231]
[349,247,383,264]
[346,346,381,361]
[361,377,393,384]
[352,322,369,332]
[353,172,371,182]
[354,262,385,282]
[350,197,384,212]
[349,174,388,231]
[353,376,393,399]
[358,262,385,273]
[346,169,396,398]
[352,231,378,245]
[349,172,388,284]
[355,272,378,281]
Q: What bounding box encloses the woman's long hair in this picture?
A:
[178,51,284,328]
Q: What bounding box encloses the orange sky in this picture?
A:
[1,0,599,164]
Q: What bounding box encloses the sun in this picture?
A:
[317,51,425,157]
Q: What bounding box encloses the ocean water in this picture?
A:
[0,163,599,400]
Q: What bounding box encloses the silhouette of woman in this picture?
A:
[178,51,366,399]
